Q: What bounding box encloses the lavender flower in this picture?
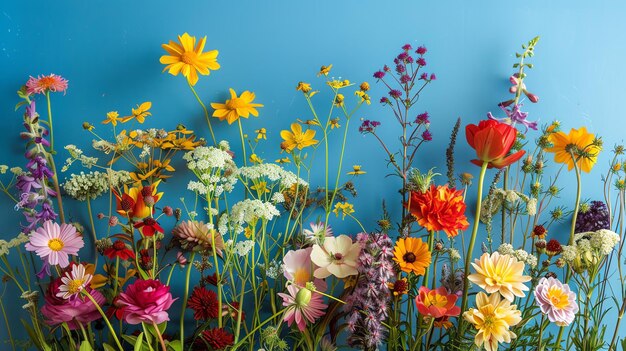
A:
[345,233,394,349]
[487,103,538,132]
[575,200,610,233]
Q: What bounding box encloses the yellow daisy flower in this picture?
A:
[467,252,531,301]
[318,64,332,76]
[463,292,522,351]
[347,165,365,175]
[249,153,263,164]
[334,94,345,107]
[280,123,318,153]
[545,126,601,173]
[102,111,121,126]
[296,82,312,93]
[276,157,291,164]
[121,102,152,123]
[329,118,341,129]
[333,202,354,219]
[211,88,264,125]
[159,33,220,86]
[255,128,267,140]
[392,237,431,276]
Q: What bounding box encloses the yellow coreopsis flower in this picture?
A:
[333,202,354,219]
[211,88,264,125]
[121,102,152,123]
[467,252,531,301]
[280,123,318,153]
[463,292,522,351]
[251,181,270,196]
[545,126,601,173]
[318,64,332,76]
[334,94,345,107]
[159,33,220,86]
[249,153,263,164]
[255,128,267,140]
[392,237,431,275]
[275,157,291,164]
[296,81,312,93]
[329,118,341,129]
[355,90,371,105]
[102,111,122,126]
[347,165,365,175]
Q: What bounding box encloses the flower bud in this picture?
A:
[295,287,312,306]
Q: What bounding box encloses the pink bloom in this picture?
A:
[118,279,176,325]
[25,220,84,268]
[415,286,461,319]
[534,277,578,326]
[278,285,327,331]
[282,247,327,291]
[41,277,104,330]
[57,263,92,299]
[311,235,361,279]
[25,74,68,95]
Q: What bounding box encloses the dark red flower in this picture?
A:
[546,239,562,257]
[134,217,164,237]
[106,296,126,320]
[188,286,219,320]
[103,240,135,260]
[466,120,525,169]
[198,328,234,350]
[532,225,548,239]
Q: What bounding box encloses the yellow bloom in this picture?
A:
[334,94,344,107]
[297,118,322,127]
[280,123,318,153]
[102,111,121,126]
[275,157,291,164]
[121,102,152,123]
[211,88,264,125]
[329,118,341,129]
[463,292,522,351]
[159,33,220,86]
[249,153,263,164]
[545,126,601,173]
[318,64,332,76]
[251,181,270,196]
[467,252,531,301]
[355,90,371,105]
[296,82,312,93]
[333,202,354,219]
[327,79,352,89]
[347,165,365,175]
[255,128,267,140]
[360,82,370,91]
[392,237,431,275]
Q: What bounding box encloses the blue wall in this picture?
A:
[1,0,625,346]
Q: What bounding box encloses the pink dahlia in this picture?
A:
[25,74,68,95]
[25,220,84,268]
[278,285,327,331]
[534,277,578,326]
[41,277,105,330]
[118,279,176,324]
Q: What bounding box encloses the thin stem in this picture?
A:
[188,82,216,145]
[86,198,98,267]
[180,251,196,347]
[152,321,167,351]
[82,290,123,351]
[46,92,55,151]
[238,119,248,167]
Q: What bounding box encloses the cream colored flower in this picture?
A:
[467,252,531,301]
[310,235,360,279]
[463,292,522,351]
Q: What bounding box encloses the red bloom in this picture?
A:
[466,120,525,168]
[405,185,469,237]
[106,296,126,321]
[134,217,164,237]
[546,239,562,257]
[198,328,234,350]
[415,286,461,319]
[103,240,135,260]
[188,286,219,320]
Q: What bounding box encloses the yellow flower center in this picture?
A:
[423,292,448,308]
[48,238,65,252]
[293,268,310,285]
[181,51,197,65]
[226,97,245,110]
[546,286,569,309]
[482,314,496,329]
[66,279,85,295]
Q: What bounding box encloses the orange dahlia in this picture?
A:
[393,237,431,275]
[406,185,469,237]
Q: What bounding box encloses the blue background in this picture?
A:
[1,0,625,347]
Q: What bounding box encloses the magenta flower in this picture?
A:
[25,221,83,268]
[278,285,327,331]
[118,279,177,324]
[534,277,578,326]
[25,74,68,95]
[41,277,105,330]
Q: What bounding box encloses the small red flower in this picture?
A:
[103,240,135,260]
[198,328,234,350]
[134,217,164,237]
[188,286,219,320]
[532,225,548,239]
[466,120,526,169]
[546,239,562,257]
[106,296,126,320]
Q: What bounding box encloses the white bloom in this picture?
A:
[10,167,23,175]
[505,190,520,203]
[526,198,537,216]
[234,240,255,257]
[561,245,577,262]
[311,235,360,279]
[449,248,461,261]
[239,164,307,189]
[526,255,538,269]
[497,243,515,255]
[592,229,620,255]
[271,192,285,204]
[58,264,92,299]
[0,165,7,174]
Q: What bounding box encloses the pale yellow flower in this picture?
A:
[463,292,522,351]
[467,252,531,301]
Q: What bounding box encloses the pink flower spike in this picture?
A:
[25,221,84,268]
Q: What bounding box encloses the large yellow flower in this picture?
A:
[545,126,601,173]
[467,252,531,301]
[210,88,264,125]
[463,292,522,351]
[392,237,432,275]
[280,123,318,152]
[160,33,220,86]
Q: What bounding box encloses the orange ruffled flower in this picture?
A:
[113,181,163,219]
[392,237,431,275]
[406,185,469,238]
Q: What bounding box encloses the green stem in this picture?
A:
[180,252,196,347]
[422,230,435,288]
[188,82,216,145]
[83,290,123,351]
[152,321,167,351]
[231,309,285,350]
[46,92,55,152]
[238,119,247,167]
[0,298,15,351]
[87,198,98,267]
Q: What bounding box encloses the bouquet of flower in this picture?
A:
[0,32,624,351]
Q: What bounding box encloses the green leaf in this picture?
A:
[166,340,183,351]
[122,335,138,345]
[103,344,117,351]
[134,333,144,351]
[14,100,27,111]
[79,341,95,351]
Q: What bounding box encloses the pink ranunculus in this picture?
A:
[118,279,176,325]
[40,277,105,330]
[534,277,578,326]
[415,286,461,319]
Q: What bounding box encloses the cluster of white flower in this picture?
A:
[184,146,238,198]
[92,140,117,154]
[482,189,538,222]
[63,170,130,201]
[271,192,285,204]
[0,233,29,256]
[497,243,537,268]
[62,145,99,172]
[561,229,620,272]
[264,260,283,279]
[239,163,307,189]
[218,199,280,235]
[139,145,151,158]
[232,240,255,257]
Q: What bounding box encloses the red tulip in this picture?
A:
[466,120,525,168]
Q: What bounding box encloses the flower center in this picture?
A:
[67,279,85,294]
[181,51,197,65]
[403,252,416,263]
[38,76,56,89]
[424,292,448,308]
[293,268,310,286]
[333,252,344,261]
[48,238,65,252]
[225,98,245,110]
[546,286,569,309]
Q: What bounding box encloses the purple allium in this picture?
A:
[415,112,430,124]
[402,44,412,51]
[400,74,411,84]
[397,52,409,61]
[575,200,610,233]
[346,233,394,349]
[487,103,538,132]
[389,90,402,99]
[417,57,427,66]
[416,46,427,55]
[373,70,385,79]
[395,64,405,74]
[421,130,433,141]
